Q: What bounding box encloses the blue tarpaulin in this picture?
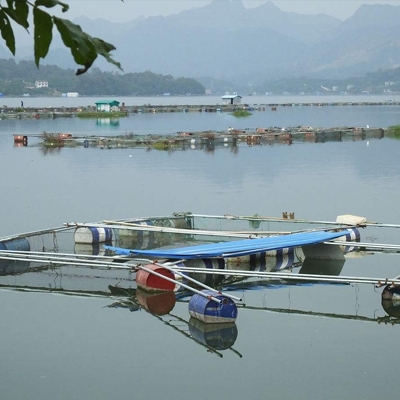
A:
[105,230,347,259]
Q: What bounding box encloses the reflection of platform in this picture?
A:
[96,118,120,127]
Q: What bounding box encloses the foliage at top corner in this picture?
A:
[0,0,122,75]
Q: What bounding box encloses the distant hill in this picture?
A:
[1,0,400,88]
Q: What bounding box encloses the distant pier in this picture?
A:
[1,100,400,119]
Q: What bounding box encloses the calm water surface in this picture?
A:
[1,103,400,399]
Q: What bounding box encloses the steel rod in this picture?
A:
[326,241,400,251]
[171,266,400,286]
[190,213,400,229]
[158,262,242,302]
[0,251,137,270]
[137,264,222,304]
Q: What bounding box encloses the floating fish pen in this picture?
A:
[30,125,387,151]
[2,212,400,326]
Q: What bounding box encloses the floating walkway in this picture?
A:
[2,99,400,119]
[13,124,388,150]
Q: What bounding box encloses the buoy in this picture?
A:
[74,227,113,244]
[136,264,176,292]
[136,288,176,315]
[188,290,238,324]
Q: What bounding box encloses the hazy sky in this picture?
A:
[62,0,400,22]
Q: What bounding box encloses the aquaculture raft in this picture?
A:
[1,212,400,325]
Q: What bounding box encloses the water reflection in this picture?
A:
[1,251,400,361]
[188,318,239,352]
[96,118,120,127]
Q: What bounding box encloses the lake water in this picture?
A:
[1,97,400,400]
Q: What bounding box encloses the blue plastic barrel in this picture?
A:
[340,227,361,253]
[74,227,113,244]
[188,290,238,324]
[0,237,30,251]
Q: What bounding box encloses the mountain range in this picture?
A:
[2,0,400,88]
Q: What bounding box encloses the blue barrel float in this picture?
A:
[0,237,30,275]
[189,290,238,324]
[337,227,361,253]
[74,227,113,244]
[0,237,30,252]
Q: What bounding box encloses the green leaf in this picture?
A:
[4,0,30,29]
[0,9,16,55]
[33,7,53,66]
[35,0,69,13]
[92,37,122,71]
[53,17,97,74]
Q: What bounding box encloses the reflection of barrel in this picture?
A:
[74,242,108,256]
[188,317,238,350]
[299,257,345,276]
[382,286,400,318]
[136,288,176,315]
[0,237,31,274]
[136,264,176,292]
[74,227,113,244]
[189,290,238,323]
[0,260,31,275]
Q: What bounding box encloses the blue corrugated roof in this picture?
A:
[105,230,347,259]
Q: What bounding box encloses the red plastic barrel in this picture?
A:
[136,264,176,292]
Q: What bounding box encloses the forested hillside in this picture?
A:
[0,59,205,96]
